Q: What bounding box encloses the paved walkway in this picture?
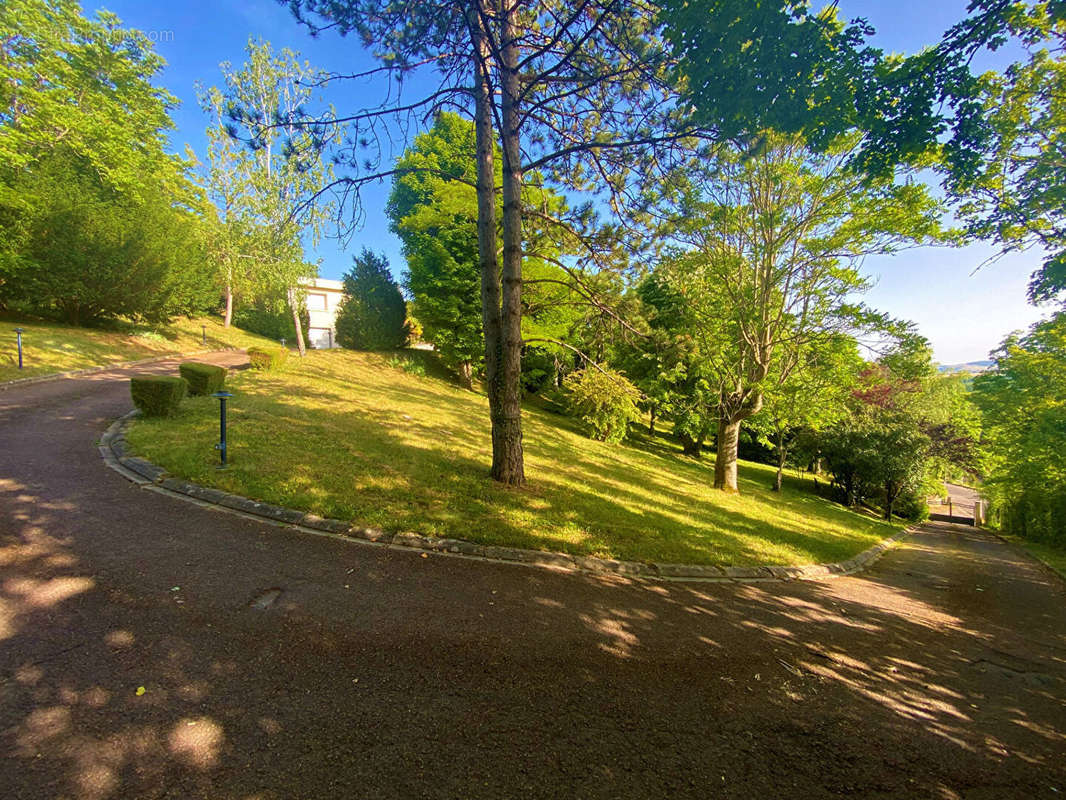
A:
[2,354,1065,799]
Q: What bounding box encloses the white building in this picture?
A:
[301,277,346,349]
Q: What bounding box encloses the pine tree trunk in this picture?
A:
[492,3,525,487]
[468,6,520,484]
[714,417,742,492]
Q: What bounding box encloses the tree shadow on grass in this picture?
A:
[129,372,895,566]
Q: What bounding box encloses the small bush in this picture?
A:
[179,362,227,395]
[563,368,642,443]
[130,376,187,417]
[247,347,288,371]
[893,490,931,523]
[387,354,426,377]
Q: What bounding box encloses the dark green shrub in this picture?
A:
[893,491,931,523]
[521,346,557,395]
[247,346,288,371]
[233,303,309,344]
[130,376,187,417]
[179,362,227,395]
[335,249,407,350]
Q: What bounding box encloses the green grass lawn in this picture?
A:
[125,349,903,567]
[0,315,277,382]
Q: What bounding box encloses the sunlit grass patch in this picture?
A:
[126,348,902,566]
[0,315,276,381]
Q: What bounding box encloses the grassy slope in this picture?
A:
[126,349,902,567]
[0,315,276,382]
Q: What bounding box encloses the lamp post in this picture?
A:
[201,324,207,346]
[14,328,24,370]
[212,391,233,467]
[280,337,286,349]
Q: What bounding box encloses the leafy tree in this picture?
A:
[816,342,981,521]
[665,0,1066,302]
[0,0,205,318]
[1,147,213,324]
[335,249,407,351]
[211,39,338,355]
[652,134,941,492]
[972,312,1066,543]
[387,113,488,388]
[0,0,179,192]
[757,333,863,492]
[630,273,717,456]
[196,84,263,327]
[951,34,1066,303]
[274,0,862,487]
[388,112,583,390]
[563,367,642,444]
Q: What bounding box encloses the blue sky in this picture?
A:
[91,0,1051,364]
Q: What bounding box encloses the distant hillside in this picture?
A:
[938,360,994,374]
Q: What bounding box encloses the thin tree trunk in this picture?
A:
[773,429,786,493]
[458,360,473,390]
[714,417,742,492]
[223,283,234,328]
[649,406,656,435]
[288,288,306,356]
[884,483,896,520]
[493,1,525,487]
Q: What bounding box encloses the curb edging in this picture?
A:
[100,411,916,584]
[1,347,242,391]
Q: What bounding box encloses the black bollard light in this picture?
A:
[212,391,233,467]
[14,327,24,370]
[280,337,286,349]
[201,324,207,346]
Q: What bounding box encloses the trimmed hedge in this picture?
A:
[179,362,227,396]
[130,376,187,417]
[247,347,288,371]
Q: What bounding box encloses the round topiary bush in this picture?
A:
[130,376,187,417]
[178,362,227,395]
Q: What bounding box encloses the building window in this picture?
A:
[306,292,327,311]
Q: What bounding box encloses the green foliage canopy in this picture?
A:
[972,311,1066,543]
[563,367,643,444]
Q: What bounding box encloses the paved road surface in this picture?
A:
[2,355,1065,799]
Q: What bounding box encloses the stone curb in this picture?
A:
[1,347,241,391]
[99,412,916,584]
